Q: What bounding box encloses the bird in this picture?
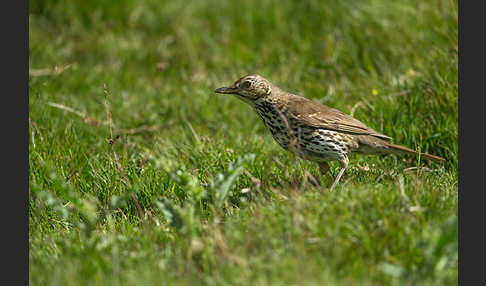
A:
[215,74,445,190]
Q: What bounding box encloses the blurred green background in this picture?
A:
[29,0,457,285]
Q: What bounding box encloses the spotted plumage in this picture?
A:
[215,74,445,189]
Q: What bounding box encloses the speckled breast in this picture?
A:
[253,99,358,162]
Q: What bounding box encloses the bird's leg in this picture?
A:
[308,162,329,187]
[307,162,329,189]
[319,162,330,176]
[330,157,349,190]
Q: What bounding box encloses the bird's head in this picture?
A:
[215,74,272,102]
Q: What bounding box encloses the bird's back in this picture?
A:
[269,89,391,141]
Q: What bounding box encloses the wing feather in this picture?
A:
[284,96,391,141]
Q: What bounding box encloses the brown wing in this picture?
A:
[284,96,391,141]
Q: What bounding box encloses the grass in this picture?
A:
[29,0,457,285]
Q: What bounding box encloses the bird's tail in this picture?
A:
[386,143,445,163]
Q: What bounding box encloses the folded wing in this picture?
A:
[284,96,392,141]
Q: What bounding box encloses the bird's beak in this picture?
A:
[215,86,237,94]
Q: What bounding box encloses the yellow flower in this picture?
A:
[371,89,378,95]
[407,69,417,77]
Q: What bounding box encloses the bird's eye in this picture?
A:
[240,81,251,89]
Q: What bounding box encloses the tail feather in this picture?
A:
[387,143,445,163]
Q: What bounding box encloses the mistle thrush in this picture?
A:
[215,74,445,189]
